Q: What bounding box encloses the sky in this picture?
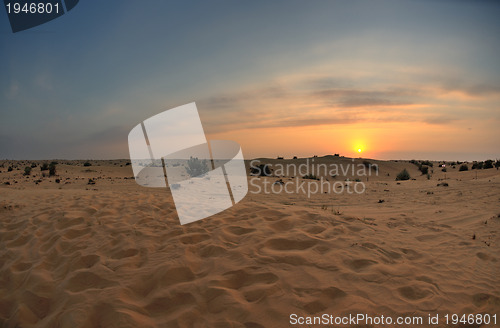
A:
[1,0,499,161]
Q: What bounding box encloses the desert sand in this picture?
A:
[0,157,499,327]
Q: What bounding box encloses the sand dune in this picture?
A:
[0,158,499,327]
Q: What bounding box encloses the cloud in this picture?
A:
[421,115,459,125]
[198,77,459,133]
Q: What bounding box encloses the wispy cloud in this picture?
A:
[197,73,490,134]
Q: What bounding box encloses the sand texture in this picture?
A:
[0,158,499,327]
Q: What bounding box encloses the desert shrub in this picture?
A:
[303,173,319,180]
[419,165,429,175]
[49,163,57,176]
[426,173,431,180]
[421,160,433,167]
[30,163,37,168]
[40,163,49,171]
[395,169,410,181]
[84,162,92,167]
[185,157,209,177]
[409,159,419,166]
[484,159,493,169]
[441,167,447,172]
[8,166,13,172]
[277,156,284,160]
[495,160,500,168]
[459,164,468,171]
[293,156,298,159]
[472,162,483,170]
[24,166,32,176]
[250,164,272,177]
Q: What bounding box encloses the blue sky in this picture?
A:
[1,0,499,160]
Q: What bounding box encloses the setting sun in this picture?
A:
[358,148,362,153]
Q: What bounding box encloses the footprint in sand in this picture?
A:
[63,227,91,240]
[264,237,318,251]
[145,291,196,316]
[11,262,33,272]
[70,254,100,269]
[211,269,279,290]
[195,244,227,257]
[157,266,196,288]
[179,233,211,245]
[346,258,378,272]
[21,290,51,320]
[55,217,85,230]
[110,248,138,260]
[65,271,117,292]
[224,226,256,236]
[398,285,432,301]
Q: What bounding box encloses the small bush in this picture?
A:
[459,164,468,171]
[8,166,13,172]
[185,157,209,177]
[484,159,493,169]
[303,173,319,180]
[396,169,410,181]
[40,163,49,171]
[472,162,483,170]
[421,160,433,167]
[49,163,57,176]
[84,162,92,167]
[419,165,429,175]
[24,166,32,176]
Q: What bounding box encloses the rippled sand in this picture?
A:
[0,159,498,327]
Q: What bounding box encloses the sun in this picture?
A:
[352,141,366,155]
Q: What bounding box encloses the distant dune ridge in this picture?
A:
[0,157,499,327]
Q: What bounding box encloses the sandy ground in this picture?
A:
[0,158,499,327]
